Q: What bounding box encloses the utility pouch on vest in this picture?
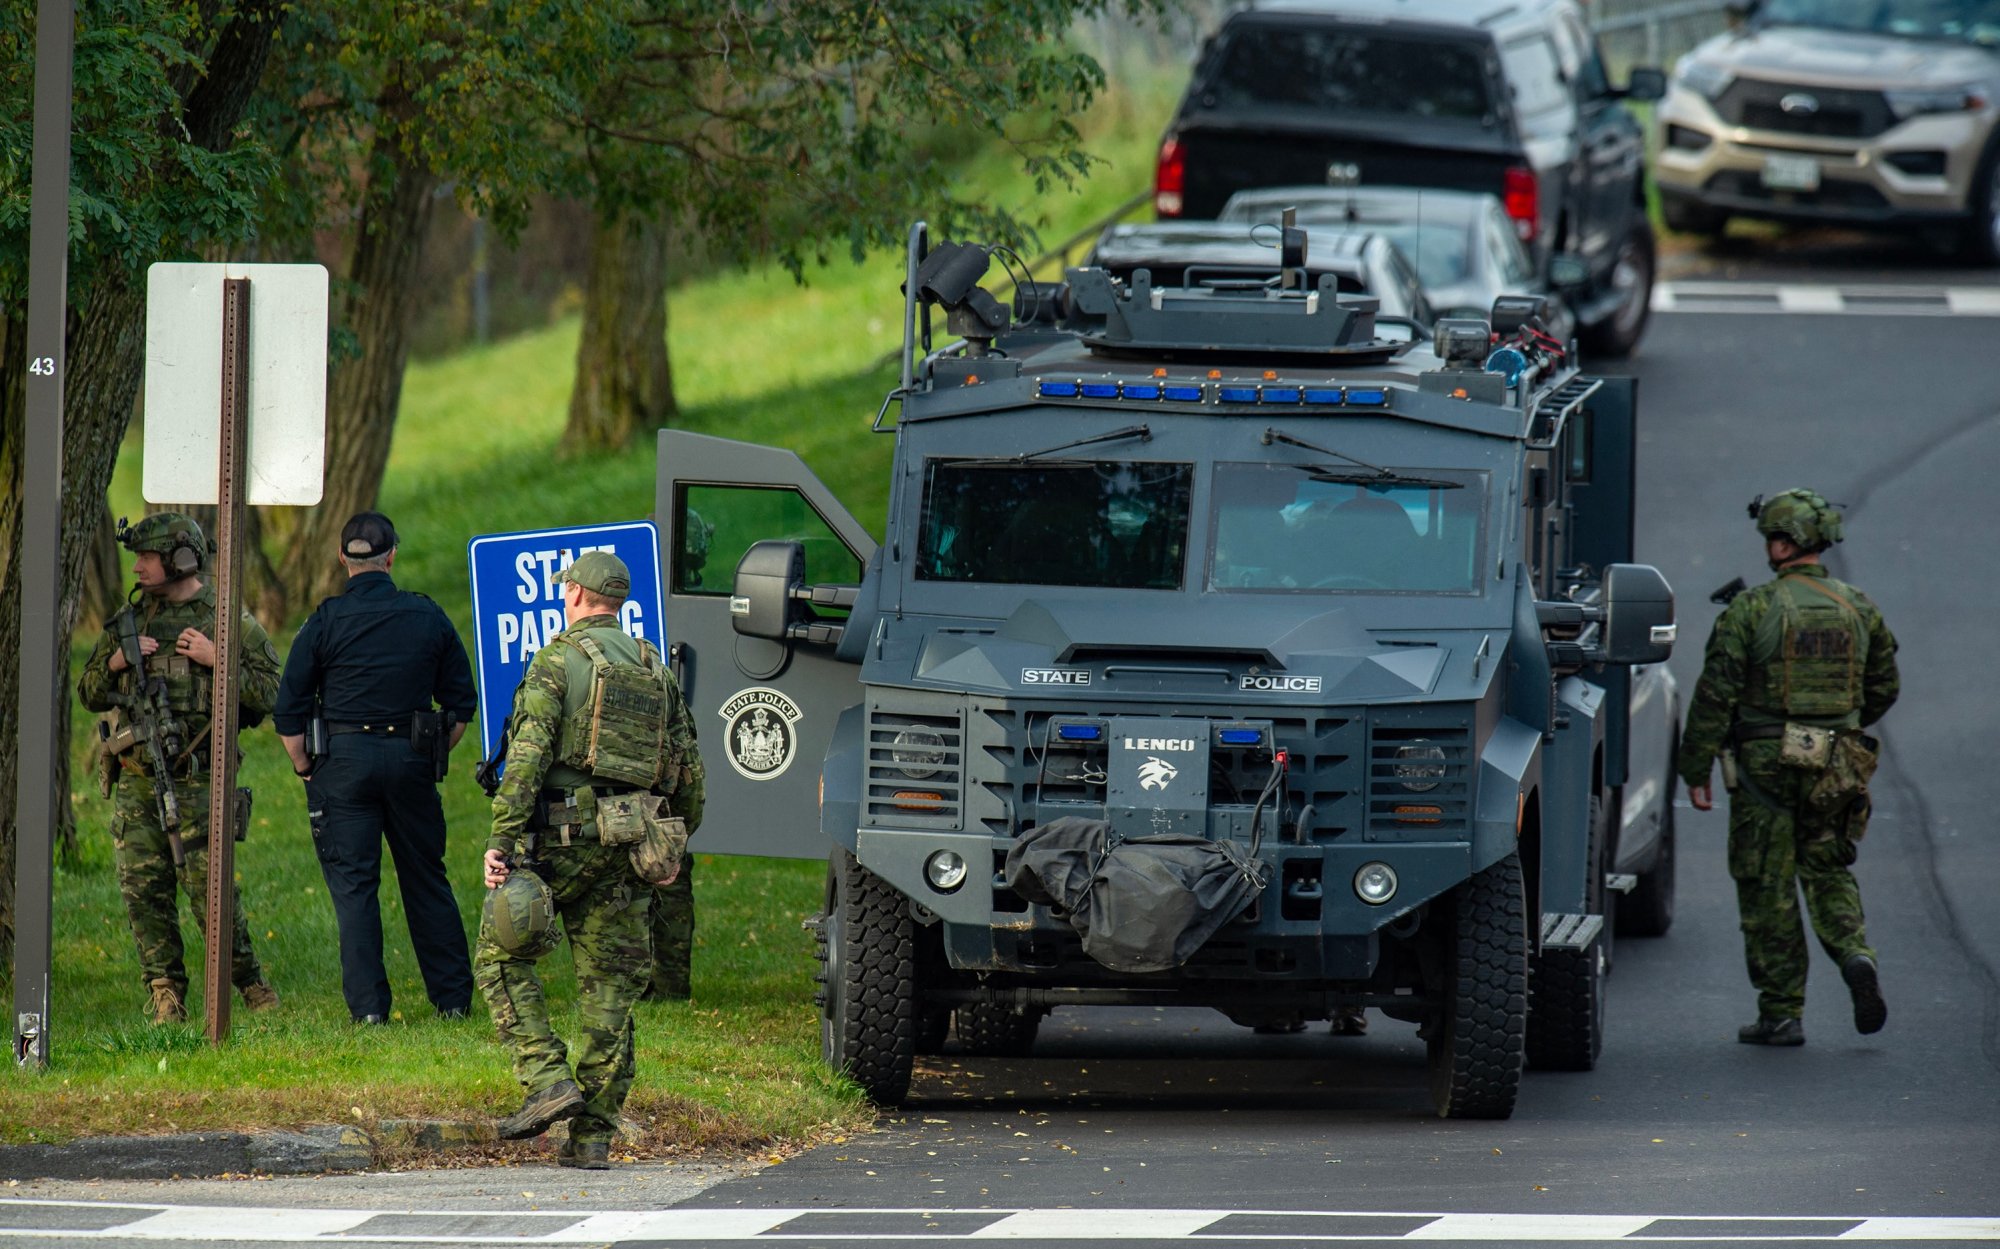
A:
[595,791,654,847]
[1806,732,1880,820]
[1779,723,1835,771]
[558,632,668,790]
[629,813,689,887]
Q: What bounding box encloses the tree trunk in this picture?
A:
[80,502,125,631]
[276,136,439,614]
[561,208,676,456]
[0,275,151,960]
[0,0,282,956]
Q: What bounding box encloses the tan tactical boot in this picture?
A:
[147,979,186,1025]
[241,982,280,1012]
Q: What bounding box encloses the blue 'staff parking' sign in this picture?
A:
[466,520,664,764]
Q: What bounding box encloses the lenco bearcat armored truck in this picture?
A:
[655,223,1680,1119]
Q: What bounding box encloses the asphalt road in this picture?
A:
[6,233,1999,1246]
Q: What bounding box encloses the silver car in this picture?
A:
[1654,0,2000,262]
[1218,186,1577,343]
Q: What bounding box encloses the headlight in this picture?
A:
[1884,84,1989,121]
[1394,742,1448,793]
[925,850,968,893]
[1673,58,1733,102]
[892,728,946,780]
[1355,862,1399,906]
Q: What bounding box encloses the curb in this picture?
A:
[0,1119,494,1181]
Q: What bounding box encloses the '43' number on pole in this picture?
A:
[27,356,55,375]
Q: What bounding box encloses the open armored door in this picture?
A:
[657,431,876,858]
[1566,375,1640,788]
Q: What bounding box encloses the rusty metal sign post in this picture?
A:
[203,278,252,1044]
[143,262,325,1049]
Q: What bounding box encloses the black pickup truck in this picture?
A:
[1154,0,1664,357]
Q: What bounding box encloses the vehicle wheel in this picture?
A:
[1661,194,1728,239]
[953,1002,1044,1056]
[1619,739,1679,938]
[1958,137,2000,266]
[1578,220,1655,359]
[1527,795,1609,1072]
[817,847,916,1105]
[1427,852,1527,1119]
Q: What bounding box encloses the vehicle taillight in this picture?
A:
[1502,165,1539,242]
[1155,137,1185,218]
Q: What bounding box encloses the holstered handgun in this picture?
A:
[305,712,329,775]
[411,709,454,783]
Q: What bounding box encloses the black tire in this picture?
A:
[1578,220,1655,360]
[1427,852,1528,1119]
[1619,741,1679,938]
[1527,795,1609,1072]
[1958,136,2000,266]
[817,848,916,1105]
[1660,193,1727,239]
[953,1002,1043,1056]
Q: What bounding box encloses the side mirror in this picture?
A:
[1548,253,1591,292]
[1600,563,1676,665]
[732,540,806,641]
[1625,67,1666,102]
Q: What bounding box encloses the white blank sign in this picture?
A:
[143,262,329,506]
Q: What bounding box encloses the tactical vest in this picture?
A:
[1747,573,1866,723]
[553,629,672,790]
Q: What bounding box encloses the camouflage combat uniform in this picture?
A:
[78,584,282,1008]
[477,612,704,1148]
[1679,563,1899,1023]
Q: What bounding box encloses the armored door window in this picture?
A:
[916,459,1194,589]
[675,484,863,606]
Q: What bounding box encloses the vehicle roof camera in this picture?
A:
[1433,317,1491,369]
[912,240,1010,356]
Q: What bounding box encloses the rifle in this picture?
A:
[475,728,510,798]
[108,604,189,866]
[1710,575,1748,606]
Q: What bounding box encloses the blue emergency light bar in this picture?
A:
[1218,728,1265,746]
[1032,380,1394,409]
[1056,723,1103,742]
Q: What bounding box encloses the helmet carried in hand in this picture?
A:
[483,867,560,959]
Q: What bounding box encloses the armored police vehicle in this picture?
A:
[655,223,1680,1119]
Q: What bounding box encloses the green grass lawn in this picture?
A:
[3,75,1181,1150]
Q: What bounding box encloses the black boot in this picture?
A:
[1842,953,1887,1035]
[1737,1016,1805,1046]
[496,1079,584,1140]
[557,1134,611,1170]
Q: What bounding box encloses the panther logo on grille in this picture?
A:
[1138,756,1179,792]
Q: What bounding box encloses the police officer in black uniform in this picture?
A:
[274,512,478,1023]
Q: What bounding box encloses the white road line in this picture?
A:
[4,1202,2000,1243]
[1653,282,2000,317]
[969,1210,1221,1238]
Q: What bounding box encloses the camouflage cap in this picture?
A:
[1753,488,1843,551]
[562,550,631,599]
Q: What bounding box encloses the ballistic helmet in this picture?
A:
[1750,489,1843,552]
[483,867,559,959]
[118,513,208,578]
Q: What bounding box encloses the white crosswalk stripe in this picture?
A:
[1653,283,2000,317]
[5,1201,2000,1243]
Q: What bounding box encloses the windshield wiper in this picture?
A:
[1261,427,1389,477]
[1262,428,1462,490]
[958,424,1152,466]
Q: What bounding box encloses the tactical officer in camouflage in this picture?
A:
[476,550,705,1167]
[78,512,282,1024]
[1680,490,1899,1047]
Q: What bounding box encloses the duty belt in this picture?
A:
[1733,724,1788,744]
[328,721,410,737]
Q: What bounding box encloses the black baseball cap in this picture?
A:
[341,511,398,559]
